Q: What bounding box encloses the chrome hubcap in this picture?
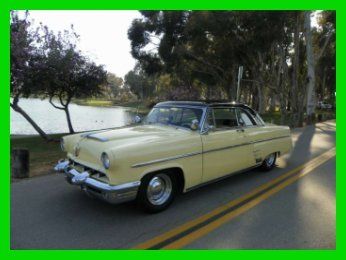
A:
[147,174,172,205]
[265,154,275,167]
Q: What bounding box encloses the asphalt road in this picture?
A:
[11,120,336,249]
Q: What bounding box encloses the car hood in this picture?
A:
[64,124,194,170]
[82,124,188,144]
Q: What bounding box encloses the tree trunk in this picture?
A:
[64,106,75,134]
[269,93,276,112]
[291,12,301,127]
[321,68,327,101]
[279,96,288,125]
[256,83,265,114]
[304,11,317,124]
[10,102,51,141]
[50,95,75,134]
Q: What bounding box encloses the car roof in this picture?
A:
[155,101,253,108]
[155,100,258,114]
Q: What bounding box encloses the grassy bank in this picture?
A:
[74,99,114,107]
[11,134,66,177]
[261,110,336,125]
[74,99,150,114]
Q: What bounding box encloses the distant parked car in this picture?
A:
[55,101,292,212]
[317,101,333,110]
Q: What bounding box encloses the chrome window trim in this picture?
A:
[201,107,251,133]
[199,107,209,134]
[153,104,264,135]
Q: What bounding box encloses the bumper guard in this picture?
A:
[54,159,140,204]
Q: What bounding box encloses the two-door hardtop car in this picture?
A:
[55,101,292,212]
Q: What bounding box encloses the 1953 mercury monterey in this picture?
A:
[55,101,292,212]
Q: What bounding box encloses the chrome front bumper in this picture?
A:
[54,160,140,204]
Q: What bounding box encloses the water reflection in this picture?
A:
[10,98,134,135]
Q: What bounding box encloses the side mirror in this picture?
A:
[190,119,199,131]
[134,115,142,124]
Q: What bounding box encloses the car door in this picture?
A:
[201,107,255,183]
[236,107,283,164]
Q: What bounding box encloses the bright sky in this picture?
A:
[27,10,142,78]
[24,11,320,79]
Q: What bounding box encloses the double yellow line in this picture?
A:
[134,147,336,249]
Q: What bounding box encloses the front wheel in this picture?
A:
[260,153,277,171]
[137,172,176,213]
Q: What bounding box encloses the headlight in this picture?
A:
[101,152,110,169]
[60,138,65,151]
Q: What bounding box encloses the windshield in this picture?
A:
[145,106,204,130]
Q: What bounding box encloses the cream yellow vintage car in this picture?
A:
[55,101,292,212]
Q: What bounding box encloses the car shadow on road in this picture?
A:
[185,124,336,249]
[287,124,316,164]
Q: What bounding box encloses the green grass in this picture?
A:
[113,101,150,115]
[73,99,151,114]
[261,111,282,125]
[11,134,66,177]
[73,99,114,107]
[261,110,336,126]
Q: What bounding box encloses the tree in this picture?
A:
[10,11,52,141]
[33,25,107,134]
[314,11,336,106]
[128,11,335,127]
[11,12,108,137]
[305,11,335,123]
[128,11,295,107]
[101,72,123,99]
[304,11,317,123]
[124,64,156,100]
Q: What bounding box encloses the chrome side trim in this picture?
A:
[131,151,202,168]
[250,135,290,144]
[203,142,251,154]
[131,135,290,168]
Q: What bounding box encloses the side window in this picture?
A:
[212,108,239,129]
[169,108,183,125]
[236,109,256,127]
[180,108,202,125]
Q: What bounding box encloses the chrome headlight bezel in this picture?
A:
[101,152,110,169]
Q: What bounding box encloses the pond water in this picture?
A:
[10,98,136,135]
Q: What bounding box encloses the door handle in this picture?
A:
[237,128,245,133]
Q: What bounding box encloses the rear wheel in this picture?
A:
[260,153,277,171]
[137,172,176,213]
